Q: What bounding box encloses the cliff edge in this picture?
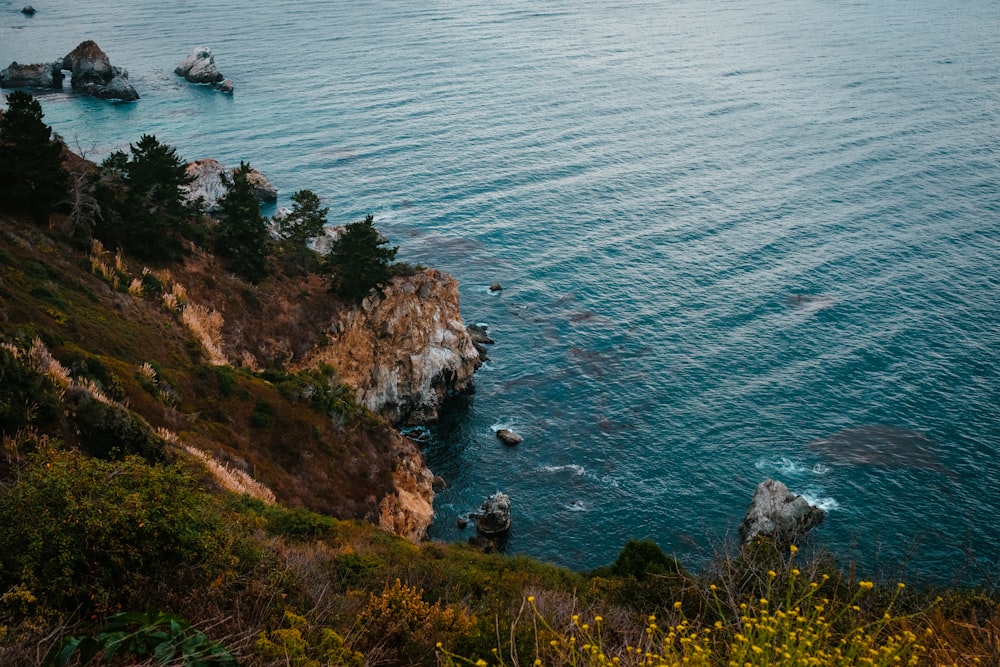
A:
[294,268,482,425]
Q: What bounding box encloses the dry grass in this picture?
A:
[180,303,229,366]
[177,437,277,505]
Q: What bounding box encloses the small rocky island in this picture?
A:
[175,47,233,94]
[0,40,138,101]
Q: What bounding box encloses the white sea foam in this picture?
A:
[801,491,840,512]
[541,464,586,476]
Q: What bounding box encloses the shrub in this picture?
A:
[0,446,230,614]
[255,611,362,667]
[67,388,165,461]
[47,610,237,667]
[356,579,475,664]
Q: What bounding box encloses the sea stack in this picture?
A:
[61,41,139,101]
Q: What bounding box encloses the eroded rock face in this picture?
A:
[0,61,64,89]
[378,432,435,542]
[739,479,824,544]
[61,41,138,101]
[183,158,277,211]
[296,269,482,424]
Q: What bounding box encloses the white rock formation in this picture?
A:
[175,47,224,84]
[739,479,824,543]
[183,158,277,211]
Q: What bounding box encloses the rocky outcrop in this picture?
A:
[296,268,482,424]
[0,62,63,89]
[467,323,494,362]
[496,429,522,446]
[378,432,435,543]
[175,47,224,84]
[473,491,511,535]
[739,479,824,544]
[183,158,277,211]
[61,41,138,101]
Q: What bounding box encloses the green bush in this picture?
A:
[0,447,230,614]
[68,389,165,462]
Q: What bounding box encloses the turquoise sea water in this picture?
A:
[3,0,998,584]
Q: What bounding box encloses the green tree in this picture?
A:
[325,214,398,304]
[95,135,196,260]
[215,162,270,283]
[0,91,67,222]
[274,189,327,275]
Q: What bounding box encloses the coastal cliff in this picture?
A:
[294,268,482,425]
[152,253,477,541]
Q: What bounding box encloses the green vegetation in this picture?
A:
[325,213,399,303]
[215,162,271,283]
[0,93,995,667]
[96,134,198,261]
[0,91,67,222]
[274,189,328,275]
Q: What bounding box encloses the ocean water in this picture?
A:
[4,0,998,585]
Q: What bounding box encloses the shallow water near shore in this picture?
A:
[3,0,998,584]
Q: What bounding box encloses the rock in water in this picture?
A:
[474,491,511,535]
[739,479,824,544]
[0,61,64,89]
[21,5,36,15]
[495,428,522,446]
[61,41,138,101]
[175,46,224,84]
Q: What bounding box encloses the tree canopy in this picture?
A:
[325,214,398,304]
[274,189,328,275]
[214,162,270,283]
[0,91,67,222]
[95,134,196,260]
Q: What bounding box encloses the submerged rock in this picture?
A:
[739,479,824,544]
[21,5,36,15]
[295,268,482,424]
[61,41,138,101]
[473,491,511,536]
[0,61,63,89]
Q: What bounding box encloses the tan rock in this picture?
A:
[297,268,482,424]
[378,432,435,542]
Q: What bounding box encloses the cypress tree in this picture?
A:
[0,91,67,222]
[326,214,398,304]
[215,162,270,283]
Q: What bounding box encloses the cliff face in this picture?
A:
[295,268,482,425]
[379,432,436,542]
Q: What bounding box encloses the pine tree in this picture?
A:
[274,189,327,275]
[215,162,270,283]
[326,214,398,304]
[0,91,67,222]
[94,135,195,260]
